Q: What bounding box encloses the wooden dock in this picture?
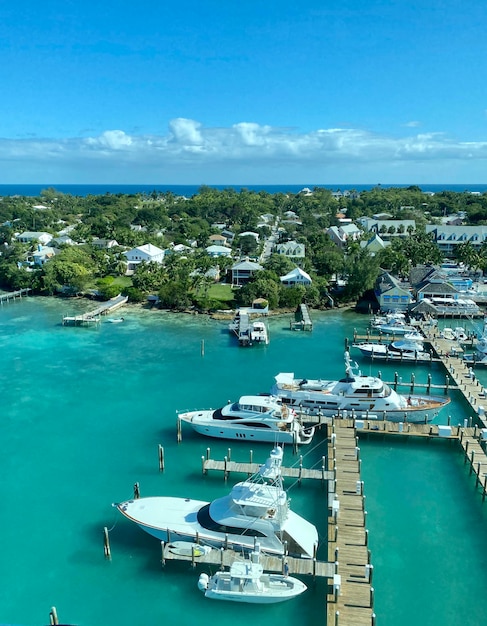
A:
[290,303,313,331]
[327,419,375,626]
[0,288,31,304]
[161,542,334,578]
[62,294,128,326]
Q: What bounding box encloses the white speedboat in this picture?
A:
[197,545,307,604]
[250,321,269,344]
[373,320,416,335]
[353,336,429,362]
[270,353,450,423]
[178,395,314,445]
[113,446,318,558]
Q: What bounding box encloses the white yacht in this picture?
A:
[113,447,318,558]
[270,353,450,423]
[197,545,307,604]
[177,395,314,445]
[464,326,487,366]
[353,334,430,362]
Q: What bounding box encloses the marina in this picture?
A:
[2,300,487,625]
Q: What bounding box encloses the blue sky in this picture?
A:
[1,0,486,184]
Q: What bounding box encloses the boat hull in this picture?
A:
[190,421,311,444]
[114,496,318,557]
[279,397,449,423]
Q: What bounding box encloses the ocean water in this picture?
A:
[0,183,486,197]
[0,298,486,625]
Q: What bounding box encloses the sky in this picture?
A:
[1,0,486,185]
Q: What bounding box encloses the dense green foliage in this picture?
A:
[0,185,486,309]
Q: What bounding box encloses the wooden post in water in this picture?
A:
[133,482,140,499]
[49,607,59,625]
[427,373,432,394]
[224,456,228,481]
[158,445,165,471]
[201,339,205,356]
[177,417,182,442]
[201,455,206,474]
[394,372,398,391]
[161,540,166,566]
[410,373,415,394]
[227,447,231,462]
[470,450,475,474]
[103,526,111,559]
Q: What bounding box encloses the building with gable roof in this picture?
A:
[280,267,312,287]
[124,243,165,272]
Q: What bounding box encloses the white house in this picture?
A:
[124,243,165,272]
[327,224,362,249]
[280,267,312,287]
[231,259,263,286]
[16,231,53,245]
[425,224,487,255]
[276,240,305,258]
[206,245,233,258]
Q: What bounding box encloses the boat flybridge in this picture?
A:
[113,446,318,558]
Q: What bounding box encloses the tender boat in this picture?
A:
[106,317,124,323]
[113,446,318,558]
[270,353,450,423]
[177,395,314,445]
[197,544,307,604]
[371,311,415,335]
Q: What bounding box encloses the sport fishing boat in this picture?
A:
[250,320,269,344]
[197,544,307,604]
[270,353,450,423]
[113,446,318,558]
[177,395,315,445]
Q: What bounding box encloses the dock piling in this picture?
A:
[103,526,111,559]
[158,445,165,471]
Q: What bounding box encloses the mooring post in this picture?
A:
[161,541,166,566]
[201,339,205,356]
[427,373,432,394]
[103,526,111,559]
[49,607,59,626]
[133,482,140,499]
[177,417,182,442]
[410,373,415,394]
[158,445,165,471]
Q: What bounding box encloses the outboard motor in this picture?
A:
[198,573,209,592]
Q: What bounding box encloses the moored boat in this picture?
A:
[113,446,318,558]
[177,395,314,445]
[270,353,450,423]
[353,335,430,362]
[197,545,307,603]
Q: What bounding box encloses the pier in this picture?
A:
[229,311,251,345]
[62,294,128,326]
[327,419,375,626]
[290,303,313,331]
[0,288,31,304]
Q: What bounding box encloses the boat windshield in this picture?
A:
[196,504,267,537]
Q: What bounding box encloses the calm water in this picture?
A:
[0,183,487,197]
[1,298,486,625]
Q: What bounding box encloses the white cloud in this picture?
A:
[1,118,487,183]
[403,121,421,128]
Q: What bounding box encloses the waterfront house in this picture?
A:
[124,243,165,272]
[32,246,58,266]
[374,270,413,311]
[230,259,263,287]
[280,267,312,287]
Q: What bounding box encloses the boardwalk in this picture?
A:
[0,288,31,304]
[327,419,375,626]
[62,295,128,326]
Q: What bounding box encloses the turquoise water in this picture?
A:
[1,298,486,625]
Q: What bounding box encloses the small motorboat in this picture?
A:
[197,545,307,604]
[107,317,124,323]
